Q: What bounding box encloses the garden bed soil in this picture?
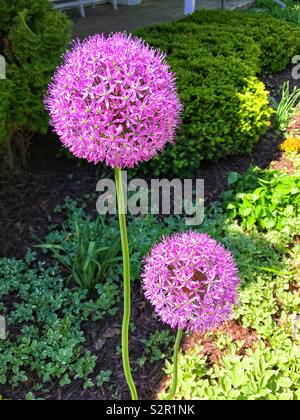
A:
[0,65,299,400]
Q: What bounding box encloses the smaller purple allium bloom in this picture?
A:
[45,33,181,169]
[142,231,240,333]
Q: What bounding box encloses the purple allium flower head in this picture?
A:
[45,33,182,168]
[142,231,240,333]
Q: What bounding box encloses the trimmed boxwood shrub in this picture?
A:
[0,0,71,171]
[185,10,300,74]
[135,10,300,176]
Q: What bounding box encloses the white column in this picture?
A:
[78,0,85,17]
[184,0,195,15]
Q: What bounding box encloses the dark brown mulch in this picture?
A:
[76,286,169,401]
[0,64,298,400]
[0,133,102,260]
[261,65,300,102]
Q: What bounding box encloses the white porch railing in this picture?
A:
[50,1,118,18]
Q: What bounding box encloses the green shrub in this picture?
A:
[0,79,13,155]
[135,10,300,176]
[0,0,71,171]
[185,10,300,73]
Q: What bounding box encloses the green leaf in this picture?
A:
[228,172,239,186]
[277,377,293,388]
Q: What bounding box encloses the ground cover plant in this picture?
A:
[0,254,119,392]
[222,166,300,232]
[134,9,300,176]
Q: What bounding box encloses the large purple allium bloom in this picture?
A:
[142,231,240,333]
[45,33,181,168]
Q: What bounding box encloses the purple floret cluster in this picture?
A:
[45,33,181,169]
[142,231,240,333]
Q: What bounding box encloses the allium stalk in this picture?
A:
[163,328,183,400]
[115,167,138,400]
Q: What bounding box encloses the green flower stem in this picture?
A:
[114,167,138,401]
[163,328,183,400]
